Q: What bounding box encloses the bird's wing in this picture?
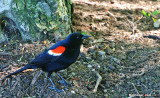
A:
[30,42,66,66]
[48,46,66,56]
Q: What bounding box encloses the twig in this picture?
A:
[31,70,42,85]
[132,83,141,98]
[92,71,102,93]
[127,19,136,34]
[131,68,145,77]
[106,9,116,20]
[0,58,9,60]
[0,52,11,55]
[11,77,20,90]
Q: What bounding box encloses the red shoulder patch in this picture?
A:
[51,46,66,53]
[48,46,66,56]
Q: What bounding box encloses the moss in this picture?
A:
[10,0,72,42]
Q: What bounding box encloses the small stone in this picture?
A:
[87,65,92,68]
[92,69,95,71]
[71,90,75,94]
[71,72,76,76]
[98,51,105,55]
[98,65,100,68]
[106,65,115,70]
[86,57,92,61]
[103,89,107,93]
[154,19,160,28]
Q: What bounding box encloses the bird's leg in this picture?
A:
[56,73,72,88]
[48,77,63,92]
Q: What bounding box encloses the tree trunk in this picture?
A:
[0,0,72,43]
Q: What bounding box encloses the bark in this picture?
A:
[0,0,72,43]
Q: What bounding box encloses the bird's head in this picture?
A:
[65,32,91,47]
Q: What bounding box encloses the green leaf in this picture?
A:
[142,10,147,16]
[142,10,150,18]
[82,32,86,34]
[153,10,159,15]
[152,17,158,22]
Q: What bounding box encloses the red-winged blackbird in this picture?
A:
[2,32,91,92]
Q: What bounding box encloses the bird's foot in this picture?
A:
[58,80,72,87]
[48,87,63,93]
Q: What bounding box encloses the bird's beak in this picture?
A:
[82,34,91,39]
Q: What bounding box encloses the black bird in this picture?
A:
[2,32,91,92]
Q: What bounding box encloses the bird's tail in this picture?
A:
[2,64,33,85]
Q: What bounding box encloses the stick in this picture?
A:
[92,71,102,93]
[31,70,42,85]
[132,83,141,98]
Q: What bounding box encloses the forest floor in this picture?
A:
[1,0,160,97]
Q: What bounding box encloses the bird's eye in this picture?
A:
[76,36,80,39]
[77,35,83,39]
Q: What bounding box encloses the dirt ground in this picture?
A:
[1,0,160,97]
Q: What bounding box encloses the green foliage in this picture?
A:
[142,10,150,18]
[142,10,159,23]
[82,32,86,35]
[153,10,159,15]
